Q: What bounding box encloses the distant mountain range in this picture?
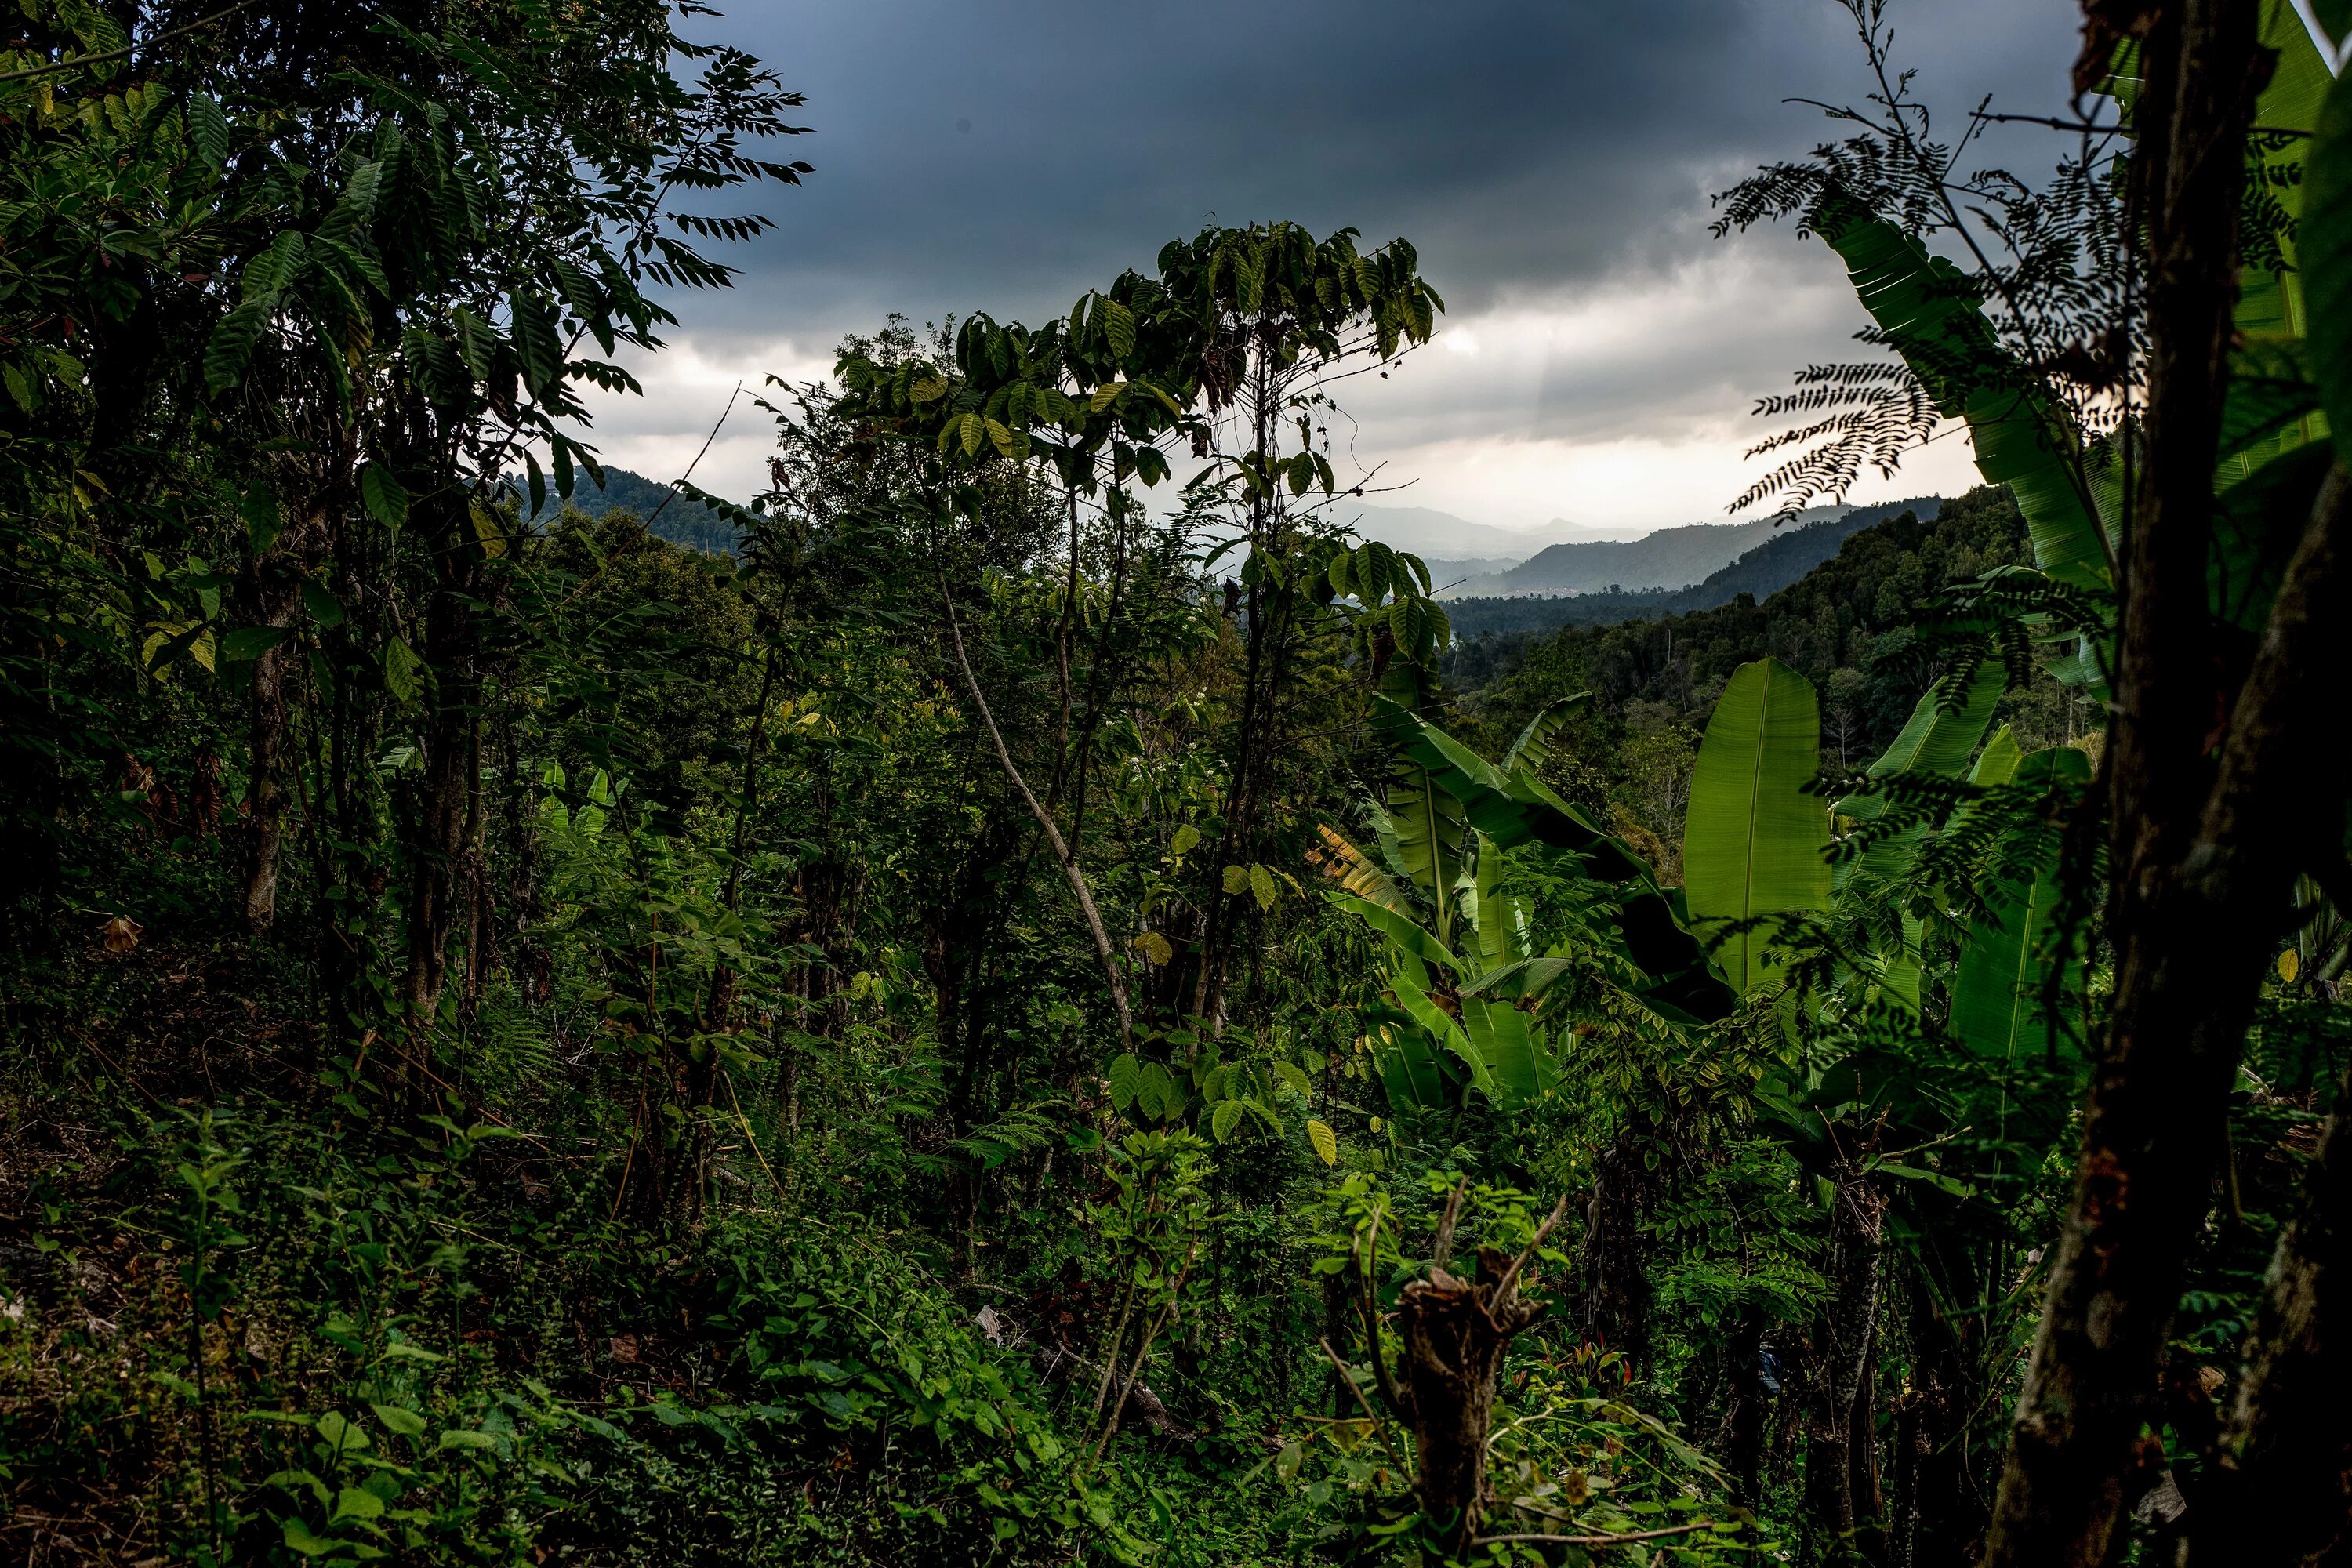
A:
[1442,496,1946,644]
[1338,504,1652,559]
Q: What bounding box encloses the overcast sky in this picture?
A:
[577,0,2093,536]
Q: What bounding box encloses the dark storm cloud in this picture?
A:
[671,0,2084,337]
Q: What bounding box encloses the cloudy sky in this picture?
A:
[578,0,2094,538]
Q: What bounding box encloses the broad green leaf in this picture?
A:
[384,638,426,704]
[358,463,408,528]
[1968,725,2023,789]
[1457,831,1524,976]
[219,626,289,663]
[1305,1118,1338,1167]
[1461,997,1557,1110]
[1169,822,1200,857]
[205,295,274,395]
[1819,213,2110,590]
[1682,658,1830,992]
[1100,296,1136,358]
[1951,748,2094,1096]
[1249,862,1277,912]
[1374,1028,1453,1116]
[368,1403,426,1439]
[1210,1098,1243,1143]
[1330,891,1463,979]
[299,581,343,630]
[1836,659,2006,882]
[330,1484,383,1523]
[510,292,562,401]
[1108,1053,1141,1112]
[1389,967,1490,1094]
[1368,695,1734,1023]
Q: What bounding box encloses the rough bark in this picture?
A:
[402,488,487,1023]
[1580,1120,1657,1368]
[1979,5,2299,1563]
[2194,1069,2352,1566]
[1985,465,2352,1563]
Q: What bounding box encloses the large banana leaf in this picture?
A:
[1317,824,1410,914]
[1968,724,2022,789]
[1820,213,2111,591]
[1950,747,2093,1084]
[1457,829,1529,976]
[1384,750,1468,946]
[1370,697,1737,1022]
[1374,1025,1455,1115]
[1461,996,1559,1110]
[1330,891,1462,984]
[1682,658,1831,993]
[1390,966,1492,1096]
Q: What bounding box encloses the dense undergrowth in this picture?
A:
[12,2,2352,1565]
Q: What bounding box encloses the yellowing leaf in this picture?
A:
[1131,931,1174,966]
[2280,948,2302,983]
[1305,1118,1338,1167]
[1169,823,1200,857]
[470,500,506,558]
[1222,864,1251,896]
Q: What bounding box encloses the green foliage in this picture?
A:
[1681,658,1831,993]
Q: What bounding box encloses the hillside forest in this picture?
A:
[7,2,2352,1566]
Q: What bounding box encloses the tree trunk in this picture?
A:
[403,489,486,1024]
[1396,1249,1542,1552]
[1811,1178,1886,1564]
[2193,1069,2352,1566]
[1726,1306,1772,1512]
[1375,1192,1568,1554]
[1580,1120,1656,1368]
[242,499,326,930]
[1892,1259,1986,1568]
[1979,5,2324,1562]
[1982,475,2352,1560]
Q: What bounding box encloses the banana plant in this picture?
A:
[1322,688,1742,1118]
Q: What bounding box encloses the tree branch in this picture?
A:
[936,563,1134,1044]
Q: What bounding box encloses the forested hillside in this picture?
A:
[1440,494,1945,648]
[517,466,744,556]
[7,5,2352,1568]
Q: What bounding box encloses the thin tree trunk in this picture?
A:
[1581,1120,1656,1368]
[1811,1178,1886,1564]
[403,487,487,1024]
[243,500,325,929]
[937,566,1133,1043]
